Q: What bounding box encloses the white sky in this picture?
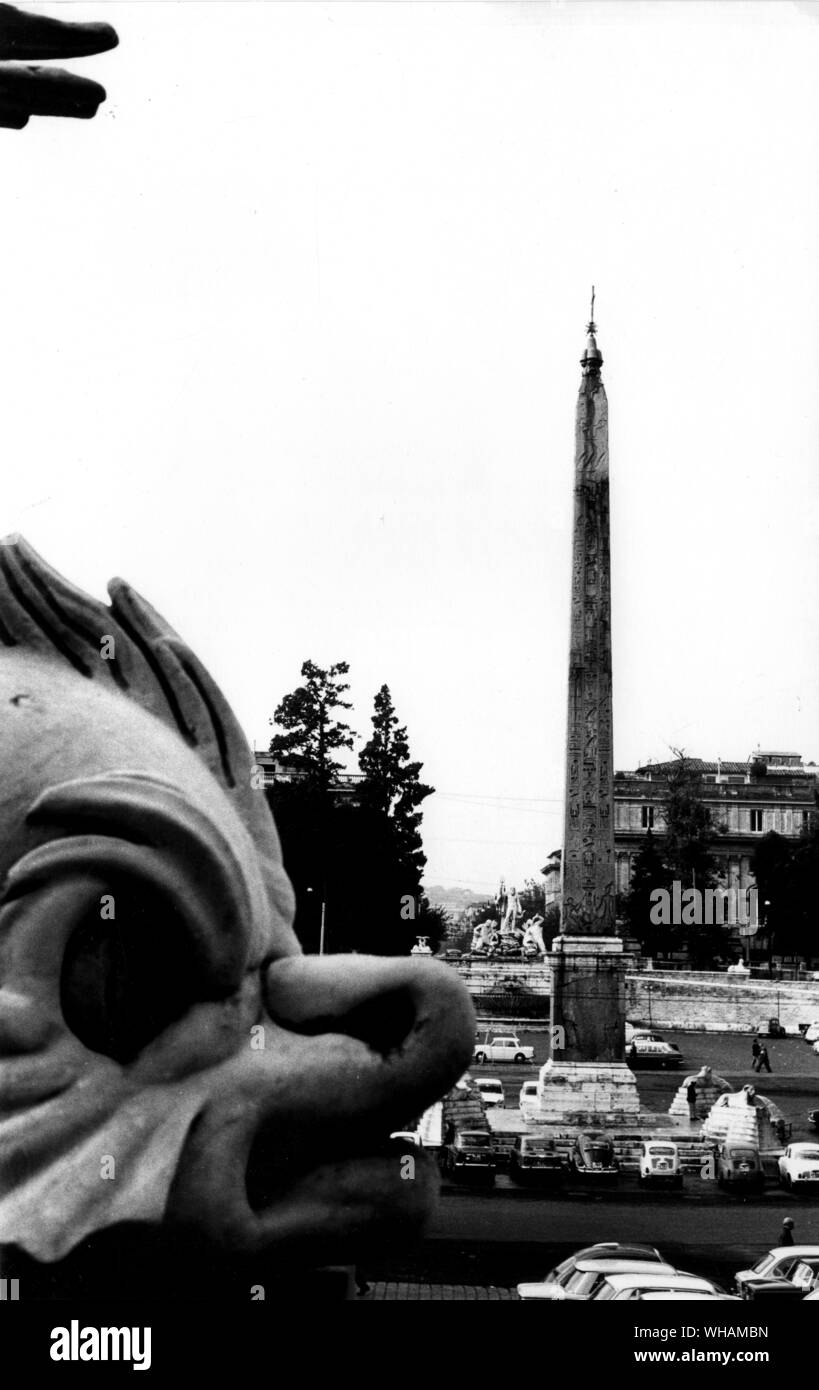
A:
[4,1,819,893]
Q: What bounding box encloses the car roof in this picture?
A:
[764,1246,819,1258]
[639,1292,737,1302]
[602,1274,712,1291]
[788,1142,819,1152]
[574,1259,675,1275]
[572,1243,662,1260]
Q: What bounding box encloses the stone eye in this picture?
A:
[60,880,204,1063]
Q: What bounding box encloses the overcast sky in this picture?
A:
[4,1,819,893]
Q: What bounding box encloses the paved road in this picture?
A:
[472,1029,819,1139]
[365,1188,819,1290]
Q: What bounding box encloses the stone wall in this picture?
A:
[448,959,819,1034]
[626,971,819,1034]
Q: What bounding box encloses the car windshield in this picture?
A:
[751,1256,777,1275]
[649,1146,676,1156]
[521,1140,555,1154]
[564,1270,600,1295]
[587,1145,612,1163]
[594,1283,617,1301]
[459,1134,489,1147]
[796,1150,819,1162]
[731,1150,757,1163]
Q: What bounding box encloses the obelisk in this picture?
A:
[538,298,640,1124]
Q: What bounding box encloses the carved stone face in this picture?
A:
[0,537,474,1267]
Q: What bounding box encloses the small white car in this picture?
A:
[803,1020,819,1043]
[813,1039,819,1057]
[474,1077,505,1108]
[778,1142,819,1190]
[517,1259,675,1301]
[638,1140,683,1188]
[473,1034,534,1064]
[519,1080,539,1113]
[735,1246,819,1297]
[593,1273,725,1301]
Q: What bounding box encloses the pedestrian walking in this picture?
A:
[686,1078,698,1123]
[780,1217,795,1247]
[757,1044,772,1074]
[751,1037,762,1071]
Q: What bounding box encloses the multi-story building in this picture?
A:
[252,750,364,801]
[614,750,817,898]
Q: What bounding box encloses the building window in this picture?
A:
[750,810,763,832]
[641,805,654,829]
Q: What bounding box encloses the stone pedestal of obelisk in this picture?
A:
[538,307,640,1125]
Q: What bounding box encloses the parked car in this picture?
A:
[390,1129,421,1148]
[509,1135,566,1187]
[474,1077,505,1108]
[778,1142,819,1191]
[440,1129,496,1186]
[813,1040,819,1057]
[803,1020,819,1043]
[638,1140,683,1189]
[572,1131,618,1182]
[517,1258,674,1301]
[519,1080,539,1113]
[638,1291,740,1302]
[625,1024,665,1043]
[734,1245,819,1298]
[593,1273,726,1301]
[538,1243,665,1290]
[473,1033,534,1064]
[756,1017,786,1038]
[627,1037,683,1069]
[440,949,462,961]
[716,1142,765,1194]
[739,1278,807,1301]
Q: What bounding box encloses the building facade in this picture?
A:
[614,750,817,898]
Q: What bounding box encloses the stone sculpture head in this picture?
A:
[0,537,474,1283]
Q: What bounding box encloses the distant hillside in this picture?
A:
[424,884,487,915]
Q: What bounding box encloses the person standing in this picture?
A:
[751,1037,762,1072]
[780,1217,795,1247]
[686,1078,698,1123]
[758,1044,772,1074]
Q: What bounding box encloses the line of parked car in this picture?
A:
[440,1127,690,1189]
[516,1239,819,1301]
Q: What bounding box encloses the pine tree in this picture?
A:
[359,684,434,897]
[268,660,355,795]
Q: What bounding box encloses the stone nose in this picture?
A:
[165,954,475,1256]
[262,956,472,1128]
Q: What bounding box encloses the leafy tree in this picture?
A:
[621,830,673,955]
[622,754,727,967]
[752,807,819,967]
[268,660,355,795]
[662,751,724,891]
